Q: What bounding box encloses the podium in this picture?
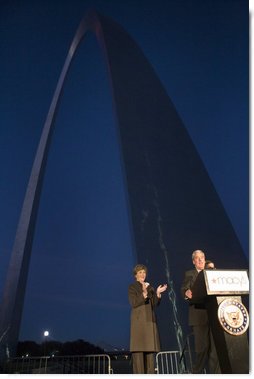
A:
[191,269,249,374]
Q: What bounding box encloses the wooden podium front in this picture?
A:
[191,269,249,374]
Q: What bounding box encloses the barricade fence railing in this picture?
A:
[156,350,188,374]
[2,334,194,374]
[2,354,112,374]
[155,334,194,374]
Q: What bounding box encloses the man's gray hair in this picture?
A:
[192,249,205,260]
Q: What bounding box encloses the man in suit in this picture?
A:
[181,250,220,373]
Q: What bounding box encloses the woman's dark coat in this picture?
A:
[128,281,161,352]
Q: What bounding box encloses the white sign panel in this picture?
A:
[204,270,249,295]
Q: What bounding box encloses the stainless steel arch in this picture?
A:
[0,10,111,360]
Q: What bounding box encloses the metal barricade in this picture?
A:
[2,354,112,374]
[156,350,182,374]
[155,334,194,374]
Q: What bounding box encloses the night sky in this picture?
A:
[0,0,249,350]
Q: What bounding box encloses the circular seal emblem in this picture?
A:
[218,298,249,336]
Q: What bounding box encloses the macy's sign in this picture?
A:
[204,270,249,294]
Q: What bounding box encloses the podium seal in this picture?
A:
[218,298,249,335]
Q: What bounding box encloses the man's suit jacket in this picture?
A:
[181,269,208,326]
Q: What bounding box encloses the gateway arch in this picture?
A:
[0,10,247,360]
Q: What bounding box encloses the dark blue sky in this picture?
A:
[0,0,248,350]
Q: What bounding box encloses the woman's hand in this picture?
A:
[156,284,167,298]
[142,282,149,298]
